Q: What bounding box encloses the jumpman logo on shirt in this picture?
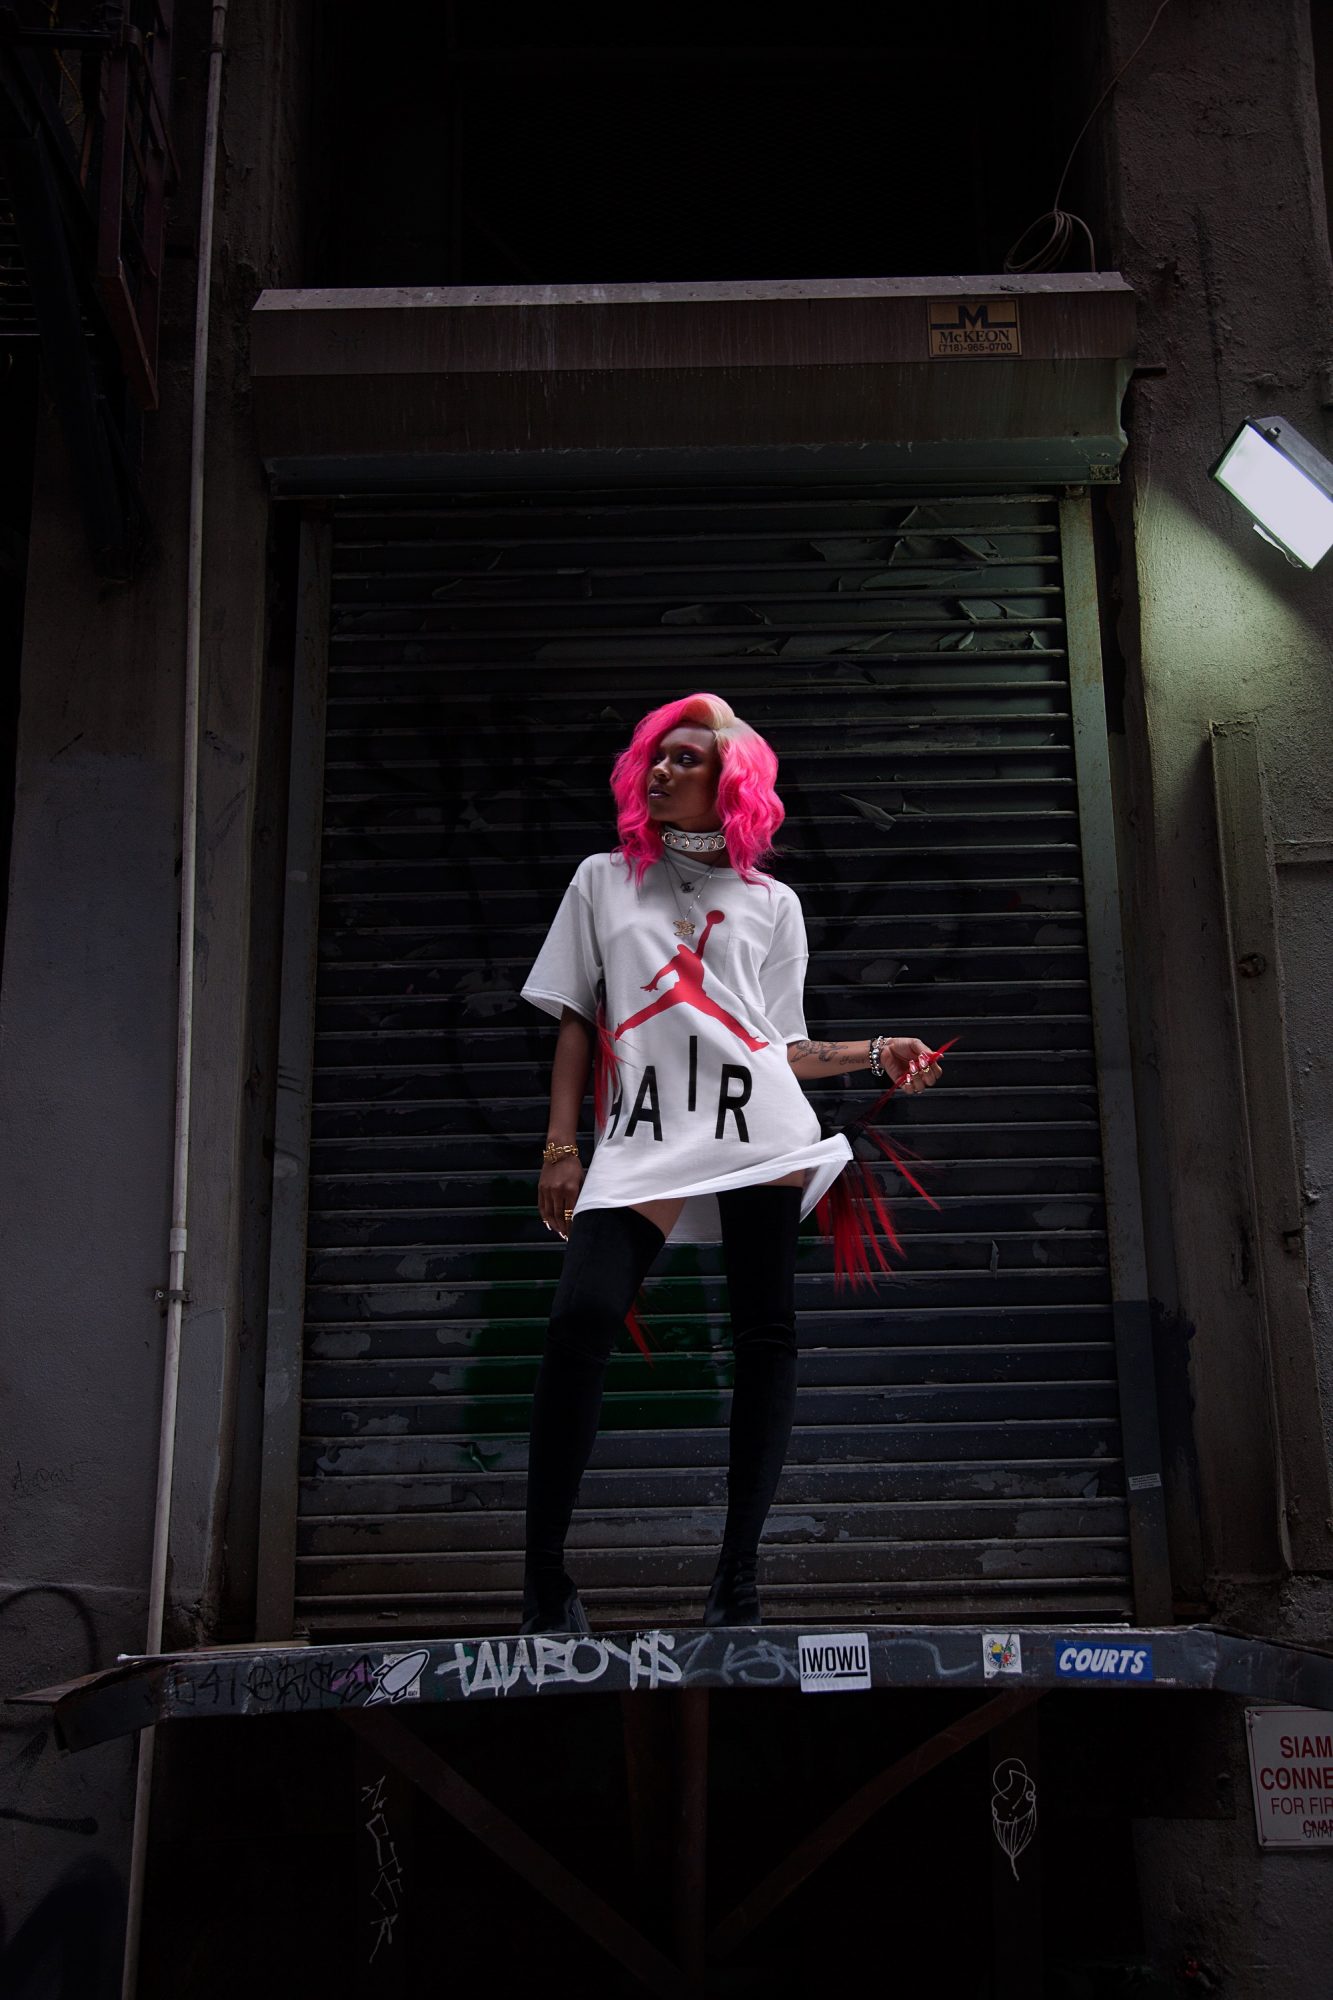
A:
[613,911,769,1051]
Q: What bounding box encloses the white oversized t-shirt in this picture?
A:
[522,849,854,1245]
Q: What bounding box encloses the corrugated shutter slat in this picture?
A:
[295,489,1130,1634]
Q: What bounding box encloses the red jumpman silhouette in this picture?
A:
[613,911,769,1050]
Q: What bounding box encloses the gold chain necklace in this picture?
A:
[662,854,712,939]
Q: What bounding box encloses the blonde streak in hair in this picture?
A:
[680,692,725,729]
[717,704,760,751]
[717,722,759,760]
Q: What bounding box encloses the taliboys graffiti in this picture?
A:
[438,1631,684,1699]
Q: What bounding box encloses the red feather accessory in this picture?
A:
[815,1039,958,1292]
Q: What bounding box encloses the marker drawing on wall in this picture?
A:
[359,1772,406,1964]
[991,1758,1038,1879]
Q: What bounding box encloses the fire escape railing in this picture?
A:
[0,0,178,575]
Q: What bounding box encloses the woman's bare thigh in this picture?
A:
[629,1196,685,1236]
[630,1170,806,1234]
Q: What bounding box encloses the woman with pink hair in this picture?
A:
[520,692,943,1633]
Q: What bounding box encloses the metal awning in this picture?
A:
[248,274,1136,492]
[14,1624,1333,1751]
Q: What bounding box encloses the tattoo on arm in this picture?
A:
[786,1038,864,1072]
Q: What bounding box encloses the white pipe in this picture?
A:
[120,5,229,1991]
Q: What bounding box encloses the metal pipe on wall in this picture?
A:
[120,3,229,1990]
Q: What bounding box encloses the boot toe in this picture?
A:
[703,1559,761,1626]
[520,1570,592,1635]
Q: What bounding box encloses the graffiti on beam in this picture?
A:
[674,1632,800,1688]
[161,1629,808,1714]
[436,1631,682,1698]
[433,1630,803,1699]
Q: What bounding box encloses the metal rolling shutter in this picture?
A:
[296,489,1131,1635]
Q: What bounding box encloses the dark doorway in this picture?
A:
[307,5,1095,287]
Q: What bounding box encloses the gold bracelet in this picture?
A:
[542,1141,581,1164]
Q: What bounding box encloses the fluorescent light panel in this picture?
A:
[1212,419,1333,569]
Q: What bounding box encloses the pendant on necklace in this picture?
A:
[673,918,696,938]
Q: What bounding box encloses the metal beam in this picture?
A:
[256,510,333,1638]
[14,1624,1333,1750]
[249,275,1136,490]
[673,1689,709,1978]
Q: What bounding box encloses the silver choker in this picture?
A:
[661,826,727,854]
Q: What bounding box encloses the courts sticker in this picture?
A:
[798,1633,872,1693]
[1055,1640,1154,1681]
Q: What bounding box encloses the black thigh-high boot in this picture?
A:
[704,1183,803,1626]
[522,1205,666,1632]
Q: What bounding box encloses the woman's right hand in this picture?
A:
[538,1155,584,1240]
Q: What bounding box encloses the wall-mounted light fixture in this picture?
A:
[1210,416,1333,569]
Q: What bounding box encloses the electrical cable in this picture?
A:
[1004,0,1173,274]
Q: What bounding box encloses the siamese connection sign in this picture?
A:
[1246,1707,1333,1848]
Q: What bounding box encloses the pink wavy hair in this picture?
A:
[609,692,783,886]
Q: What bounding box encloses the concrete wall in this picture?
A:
[1104,0,1333,1618]
[1103,0,1333,1989]
[0,0,312,1972]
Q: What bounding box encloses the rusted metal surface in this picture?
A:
[2,0,178,408]
[290,487,1137,1633]
[92,0,178,412]
[17,1624,1333,1750]
[673,1689,709,1978]
[0,0,175,569]
[620,1691,675,1934]
[249,275,1135,485]
[342,1707,689,2000]
[347,1685,1031,1989]
[709,1687,1041,1956]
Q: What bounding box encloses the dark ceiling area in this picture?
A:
[309,3,1093,287]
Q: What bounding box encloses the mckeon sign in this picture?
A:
[1245,1707,1333,1848]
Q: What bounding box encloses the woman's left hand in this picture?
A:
[884,1037,943,1094]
